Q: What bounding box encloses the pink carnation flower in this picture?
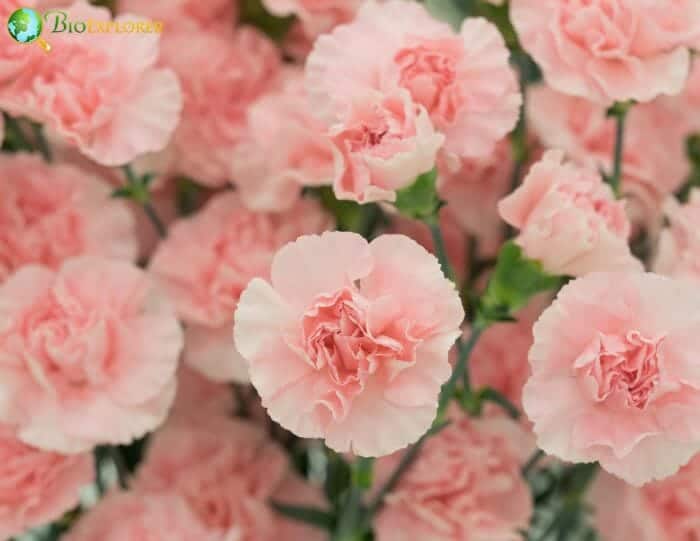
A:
[234,232,464,456]
[524,271,700,485]
[306,0,521,160]
[168,366,237,424]
[329,90,444,203]
[528,86,690,215]
[136,417,325,540]
[470,301,545,409]
[499,150,641,277]
[591,455,700,541]
[163,27,281,187]
[0,154,138,283]
[0,1,183,166]
[374,412,533,541]
[655,190,700,282]
[0,256,183,453]
[437,138,514,258]
[64,491,219,541]
[0,425,93,539]
[263,0,363,41]
[231,68,335,211]
[149,193,332,383]
[511,0,700,105]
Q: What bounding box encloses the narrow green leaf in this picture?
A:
[270,502,335,531]
[111,187,133,199]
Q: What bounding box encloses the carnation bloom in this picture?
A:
[329,90,444,203]
[0,257,183,453]
[263,0,363,41]
[499,150,641,277]
[590,455,700,541]
[0,1,182,166]
[234,232,464,456]
[168,366,236,424]
[306,0,520,160]
[523,271,700,485]
[149,193,332,383]
[654,190,700,282]
[470,300,545,409]
[437,138,514,258]
[0,153,137,283]
[136,417,325,541]
[511,0,700,105]
[527,86,690,215]
[162,27,281,187]
[374,412,533,541]
[64,491,219,541]
[0,425,93,539]
[231,68,335,211]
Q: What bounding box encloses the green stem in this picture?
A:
[143,201,167,238]
[107,446,129,489]
[505,52,530,239]
[333,457,374,541]
[121,164,167,238]
[521,449,545,476]
[31,122,52,162]
[93,449,106,495]
[437,325,485,419]
[607,102,631,198]
[428,220,453,281]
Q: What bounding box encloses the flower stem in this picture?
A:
[121,164,167,238]
[332,457,374,541]
[521,449,545,476]
[428,220,453,281]
[143,201,167,238]
[437,325,485,419]
[606,101,632,198]
[505,52,530,239]
[107,446,129,489]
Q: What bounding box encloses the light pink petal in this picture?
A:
[270,232,374,311]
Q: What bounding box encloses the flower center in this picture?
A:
[395,38,462,124]
[302,288,377,384]
[575,330,664,409]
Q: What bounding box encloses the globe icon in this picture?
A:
[7,8,43,44]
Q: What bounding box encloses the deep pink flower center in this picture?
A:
[338,95,415,159]
[395,38,463,124]
[576,330,664,409]
[302,288,400,387]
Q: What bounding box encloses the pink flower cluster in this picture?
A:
[4,0,700,538]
